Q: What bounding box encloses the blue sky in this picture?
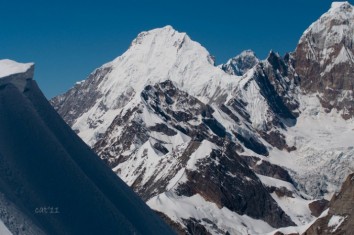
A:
[1,0,338,98]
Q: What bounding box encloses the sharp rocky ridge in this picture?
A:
[51,2,354,235]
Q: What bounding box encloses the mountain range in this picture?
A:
[51,2,354,234]
[0,1,353,235]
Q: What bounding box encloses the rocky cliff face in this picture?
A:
[304,173,354,235]
[295,1,354,119]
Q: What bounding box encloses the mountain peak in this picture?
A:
[239,49,257,57]
[129,25,186,49]
[295,0,354,118]
[220,50,259,76]
[330,1,352,11]
[299,1,354,45]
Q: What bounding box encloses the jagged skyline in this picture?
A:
[0,0,341,98]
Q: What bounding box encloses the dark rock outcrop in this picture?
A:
[294,2,354,119]
[304,173,354,235]
[309,199,329,217]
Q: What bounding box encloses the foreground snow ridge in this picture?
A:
[0,59,34,79]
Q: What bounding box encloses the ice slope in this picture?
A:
[0,61,174,235]
[268,94,354,198]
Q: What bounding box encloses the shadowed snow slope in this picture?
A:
[0,60,174,235]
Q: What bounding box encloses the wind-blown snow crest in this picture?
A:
[0,59,34,92]
[0,59,34,79]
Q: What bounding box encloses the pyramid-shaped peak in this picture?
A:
[220,50,259,76]
[239,50,257,57]
[298,1,354,47]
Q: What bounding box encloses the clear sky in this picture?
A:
[0,0,339,98]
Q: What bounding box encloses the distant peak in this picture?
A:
[220,50,259,76]
[298,0,354,48]
[267,50,281,58]
[239,50,257,57]
[229,50,258,61]
[330,1,351,10]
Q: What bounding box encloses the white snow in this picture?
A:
[299,0,354,76]
[267,94,354,198]
[322,46,354,75]
[331,1,351,10]
[166,168,187,191]
[257,174,295,191]
[0,59,33,78]
[186,140,216,170]
[55,12,354,234]
[236,68,270,130]
[267,209,329,235]
[328,215,347,232]
[270,193,314,226]
[257,174,314,225]
[0,59,34,92]
[147,192,275,235]
[71,26,241,146]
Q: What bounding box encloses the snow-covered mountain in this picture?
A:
[51,2,354,234]
[219,50,259,76]
[295,1,354,119]
[0,59,174,234]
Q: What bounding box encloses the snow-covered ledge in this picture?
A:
[0,59,34,92]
